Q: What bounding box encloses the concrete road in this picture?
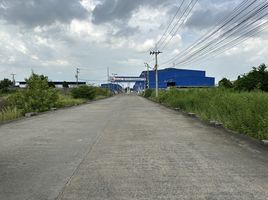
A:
[0,95,267,200]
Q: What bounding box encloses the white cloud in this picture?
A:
[117,58,143,66]
[136,39,155,52]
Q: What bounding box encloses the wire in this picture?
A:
[160,0,199,50]
[155,0,187,48]
[160,0,258,65]
[160,0,268,67]
[175,2,268,65]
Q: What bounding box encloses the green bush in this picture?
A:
[71,85,96,100]
[150,88,268,140]
[8,74,58,113]
[218,78,233,89]
[144,89,153,98]
[95,87,112,97]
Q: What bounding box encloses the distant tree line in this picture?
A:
[219,63,268,92]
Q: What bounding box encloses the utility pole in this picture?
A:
[150,50,162,97]
[75,68,80,87]
[107,67,110,83]
[144,63,150,89]
[10,73,16,87]
[107,67,111,91]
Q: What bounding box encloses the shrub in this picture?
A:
[8,74,58,113]
[218,78,233,89]
[144,89,153,98]
[71,85,96,100]
[95,87,112,97]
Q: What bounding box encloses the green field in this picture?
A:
[147,88,268,140]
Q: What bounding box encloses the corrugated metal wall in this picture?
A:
[134,68,215,90]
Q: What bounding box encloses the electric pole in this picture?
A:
[107,67,110,83]
[144,63,150,89]
[150,50,162,97]
[75,68,80,87]
[10,74,16,87]
[107,67,110,91]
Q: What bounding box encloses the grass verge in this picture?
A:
[55,94,86,108]
[147,88,268,140]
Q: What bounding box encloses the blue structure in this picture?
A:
[134,68,215,91]
[101,83,123,93]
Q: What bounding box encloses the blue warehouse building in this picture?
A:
[134,68,215,91]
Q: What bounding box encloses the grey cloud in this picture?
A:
[0,0,89,27]
[114,26,140,38]
[185,0,239,30]
[186,8,231,30]
[92,0,173,25]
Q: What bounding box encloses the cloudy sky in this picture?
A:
[0,0,267,84]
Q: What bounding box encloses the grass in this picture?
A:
[0,107,22,122]
[55,94,86,108]
[0,94,86,123]
[0,87,113,123]
[148,88,268,140]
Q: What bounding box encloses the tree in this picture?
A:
[218,78,233,89]
[0,79,12,93]
[62,81,69,89]
[9,74,58,113]
[62,81,69,95]
[234,64,268,91]
[48,81,56,88]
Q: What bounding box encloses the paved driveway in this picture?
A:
[0,95,267,200]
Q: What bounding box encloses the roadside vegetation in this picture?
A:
[145,64,268,140]
[0,73,112,123]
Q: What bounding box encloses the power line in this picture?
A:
[156,0,187,49]
[160,0,258,65]
[175,2,268,65]
[160,0,268,67]
[175,19,268,66]
[162,0,255,65]
[145,0,198,68]
[159,0,199,50]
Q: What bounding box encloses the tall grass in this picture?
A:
[150,88,268,140]
[0,107,22,122]
[54,94,86,108]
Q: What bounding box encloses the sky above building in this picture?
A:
[0,0,267,84]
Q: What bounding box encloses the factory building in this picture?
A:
[134,68,215,91]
